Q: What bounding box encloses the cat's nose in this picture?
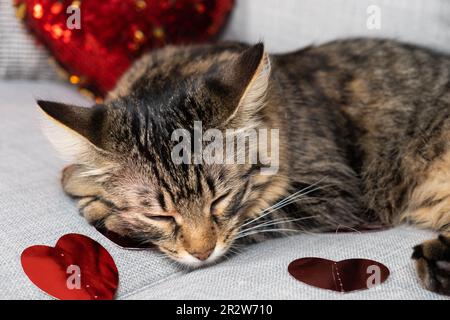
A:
[190,247,214,261]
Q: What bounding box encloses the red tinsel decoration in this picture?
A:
[14,0,234,98]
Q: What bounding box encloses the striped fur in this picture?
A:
[38,39,450,293]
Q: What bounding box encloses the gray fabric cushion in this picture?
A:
[0,1,59,80]
[126,227,446,300]
[0,80,446,299]
[223,0,450,54]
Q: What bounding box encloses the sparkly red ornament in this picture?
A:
[14,0,234,97]
[288,257,390,293]
[21,234,119,300]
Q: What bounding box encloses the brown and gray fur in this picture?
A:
[38,39,450,295]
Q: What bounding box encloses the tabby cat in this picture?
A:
[38,39,450,295]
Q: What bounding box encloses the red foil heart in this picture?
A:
[288,257,390,293]
[21,233,119,300]
[14,0,234,96]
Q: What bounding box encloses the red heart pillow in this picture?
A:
[14,0,234,97]
[21,234,119,300]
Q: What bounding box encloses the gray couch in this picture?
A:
[1,0,449,299]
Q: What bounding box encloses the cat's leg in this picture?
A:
[406,205,450,296]
[401,153,450,295]
[61,164,112,223]
[412,234,450,296]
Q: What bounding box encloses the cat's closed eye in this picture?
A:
[210,191,231,215]
[147,215,176,223]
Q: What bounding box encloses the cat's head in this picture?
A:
[38,43,287,267]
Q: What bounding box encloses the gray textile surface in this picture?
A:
[126,227,446,300]
[0,80,447,299]
[0,0,59,80]
[223,0,450,54]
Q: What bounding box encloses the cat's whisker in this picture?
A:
[260,183,332,214]
[239,185,320,228]
[228,241,245,253]
[237,215,317,234]
[240,182,331,228]
[221,252,232,262]
[237,217,314,234]
[239,182,321,228]
[234,228,301,240]
[334,224,362,235]
[227,247,243,256]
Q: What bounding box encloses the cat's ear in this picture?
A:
[222,43,271,124]
[37,100,108,159]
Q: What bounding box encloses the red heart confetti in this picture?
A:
[288,257,390,293]
[21,233,119,300]
[14,0,234,97]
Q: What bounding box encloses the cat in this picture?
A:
[38,39,450,295]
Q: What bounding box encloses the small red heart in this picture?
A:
[288,257,390,293]
[21,234,119,300]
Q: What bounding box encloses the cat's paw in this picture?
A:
[61,164,79,194]
[61,164,103,197]
[62,164,112,223]
[76,196,112,224]
[412,235,450,296]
